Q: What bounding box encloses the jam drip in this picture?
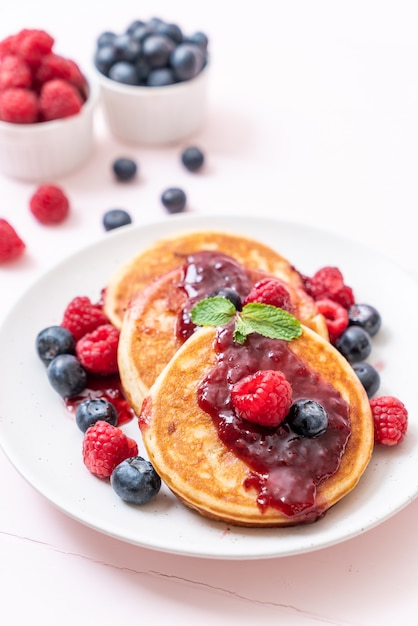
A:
[198,325,351,522]
[176,250,253,341]
[65,374,135,426]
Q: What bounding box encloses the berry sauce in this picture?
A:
[198,325,351,522]
[65,374,135,426]
[176,251,253,341]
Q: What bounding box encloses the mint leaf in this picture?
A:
[233,315,253,344]
[190,296,302,344]
[240,302,302,341]
[190,296,236,327]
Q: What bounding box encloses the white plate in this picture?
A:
[1,214,417,560]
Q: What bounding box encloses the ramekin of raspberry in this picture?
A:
[93,17,209,146]
[0,28,98,181]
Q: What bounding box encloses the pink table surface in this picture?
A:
[1,2,418,624]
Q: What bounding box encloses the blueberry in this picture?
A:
[112,157,137,181]
[287,399,328,437]
[131,23,154,44]
[210,288,242,311]
[103,209,132,231]
[36,325,75,366]
[142,35,176,69]
[348,303,382,337]
[125,20,146,36]
[146,67,176,87]
[184,31,209,54]
[154,22,183,44]
[94,46,117,75]
[47,354,87,398]
[97,31,116,48]
[352,362,381,398]
[335,326,372,363]
[169,43,205,81]
[75,398,118,433]
[108,61,139,85]
[113,34,141,62]
[111,456,161,504]
[181,146,205,172]
[135,57,151,82]
[161,187,187,213]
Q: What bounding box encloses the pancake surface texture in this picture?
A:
[138,325,374,527]
[116,230,328,411]
[105,230,316,328]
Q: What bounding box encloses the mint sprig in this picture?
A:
[190,297,302,345]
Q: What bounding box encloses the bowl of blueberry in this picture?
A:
[0,28,98,181]
[94,17,209,146]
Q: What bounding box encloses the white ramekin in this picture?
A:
[95,65,209,146]
[0,81,98,182]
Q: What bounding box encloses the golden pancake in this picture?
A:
[104,230,319,329]
[137,325,374,527]
[118,252,327,413]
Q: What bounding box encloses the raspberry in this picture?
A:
[0,87,38,123]
[231,369,293,427]
[76,324,120,375]
[315,298,349,343]
[0,35,17,60]
[0,218,26,262]
[15,29,54,68]
[244,278,293,312]
[61,296,109,340]
[82,421,138,479]
[370,396,408,446]
[38,78,83,121]
[29,184,70,225]
[304,266,355,309]
[0,55,32,89]
[35,53,87,91]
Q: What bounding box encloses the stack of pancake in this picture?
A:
[104,230,374,526]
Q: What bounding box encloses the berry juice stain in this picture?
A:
[198,325,351,522]
[176,251,253,341]
[65,374,135,426]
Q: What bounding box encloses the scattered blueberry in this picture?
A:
[348,303,382,337]
[161,187,187,213]
[103,209,132,231]
[75,398,118,433]
[181,146,205,172]
[36,325,75,366]
[352,362,381,398]
[112,157,138,181]
[210,288,242,311]
[287,399,329,438]
[47,354,87,398]
[335,326,372,363]
[111,456,161,504]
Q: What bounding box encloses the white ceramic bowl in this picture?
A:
[95,65,209,146]
[0,81,98,182]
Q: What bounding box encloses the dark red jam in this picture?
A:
[65,373,135,426]
[198,325,351,522]
[176,251,253,341]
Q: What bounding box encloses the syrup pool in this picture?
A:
[65,373,135,426]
